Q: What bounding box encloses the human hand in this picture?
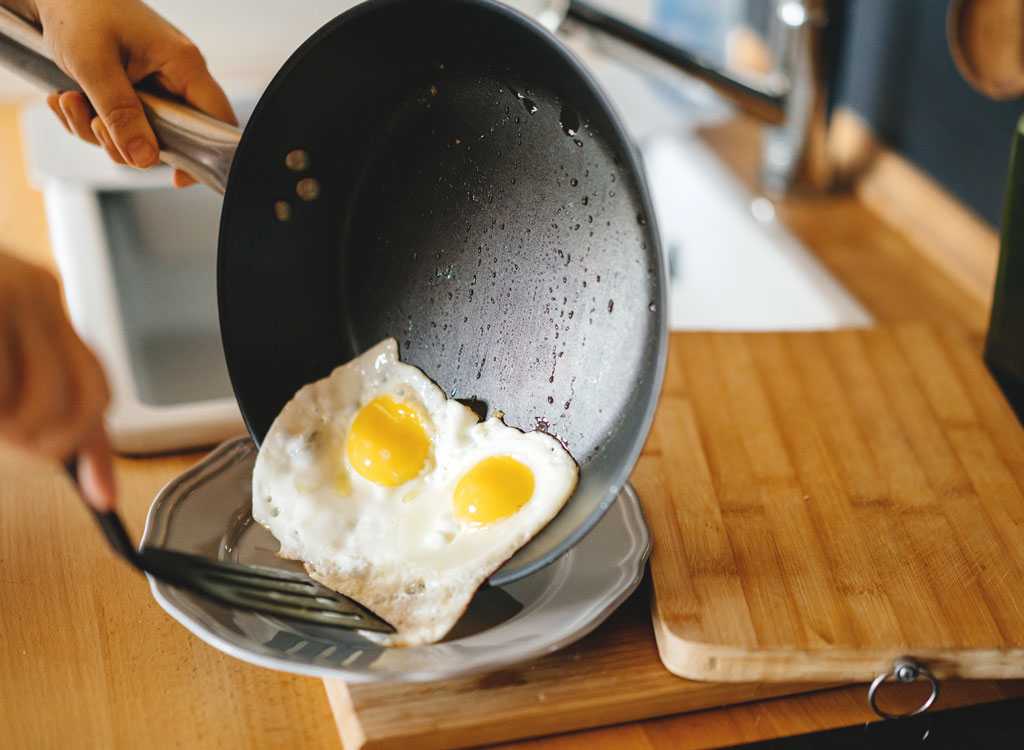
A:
[18,0,237,187]
[0,251,116,510]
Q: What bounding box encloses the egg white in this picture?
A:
[252,338,578,646]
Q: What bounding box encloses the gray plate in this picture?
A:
[141,437,651,682]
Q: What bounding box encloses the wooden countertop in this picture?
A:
[3,100,1023,749]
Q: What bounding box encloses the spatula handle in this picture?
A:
[63,457,146,572]
[88,509,148,572]
[0,6,240,194]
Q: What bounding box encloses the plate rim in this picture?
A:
[142,436,651,682]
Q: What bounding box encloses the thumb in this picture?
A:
[74,51,159,169]
[76,423,117,512]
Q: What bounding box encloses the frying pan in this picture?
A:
[0,0,666,585]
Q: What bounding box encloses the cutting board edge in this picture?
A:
[324,680,368,750]
[653,619,1024,682]
[322,676,830,750]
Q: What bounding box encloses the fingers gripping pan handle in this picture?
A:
[0,6,240,193]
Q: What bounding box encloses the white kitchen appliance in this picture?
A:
[22,104,245,453]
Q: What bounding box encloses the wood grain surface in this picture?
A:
[325,591,826,750]
[642,326,1024,681]
[0,449,346,750]
[4,96,1024,750]
[325,328,1024,748]
[481,678,1024,750]
[325,587,1024,750]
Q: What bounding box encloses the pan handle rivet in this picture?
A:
[273,200,294,222]
[285,149,311,172]
[296,177,321,202]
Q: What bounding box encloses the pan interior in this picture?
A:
[218,0,664,582]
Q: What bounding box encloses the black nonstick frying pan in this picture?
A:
[0,0,666,585]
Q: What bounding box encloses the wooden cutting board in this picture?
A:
[641,325,1024,682]
[322,325,1024,747]
[324,590,829,750]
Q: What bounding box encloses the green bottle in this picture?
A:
[986,114,1024,422]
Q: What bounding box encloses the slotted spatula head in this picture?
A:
[66,460,394,633]
[137,546,394,631]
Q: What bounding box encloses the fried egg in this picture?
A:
[252,338,578,646]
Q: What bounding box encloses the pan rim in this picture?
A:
[216,0,668,585]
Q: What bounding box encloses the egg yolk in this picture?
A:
[346,396,430,486]
[453,456,535,525]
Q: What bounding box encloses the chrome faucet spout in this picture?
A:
[566,0,836,195]
[761,0,833,194]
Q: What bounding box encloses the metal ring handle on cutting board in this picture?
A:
[0,6,240,193]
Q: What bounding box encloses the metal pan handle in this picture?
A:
[0,6,240,194]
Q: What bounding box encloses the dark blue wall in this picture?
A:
[835,0,1023,227]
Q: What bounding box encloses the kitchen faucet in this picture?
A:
[567,0,837,195]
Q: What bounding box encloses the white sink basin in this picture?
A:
[644,134,873,330]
